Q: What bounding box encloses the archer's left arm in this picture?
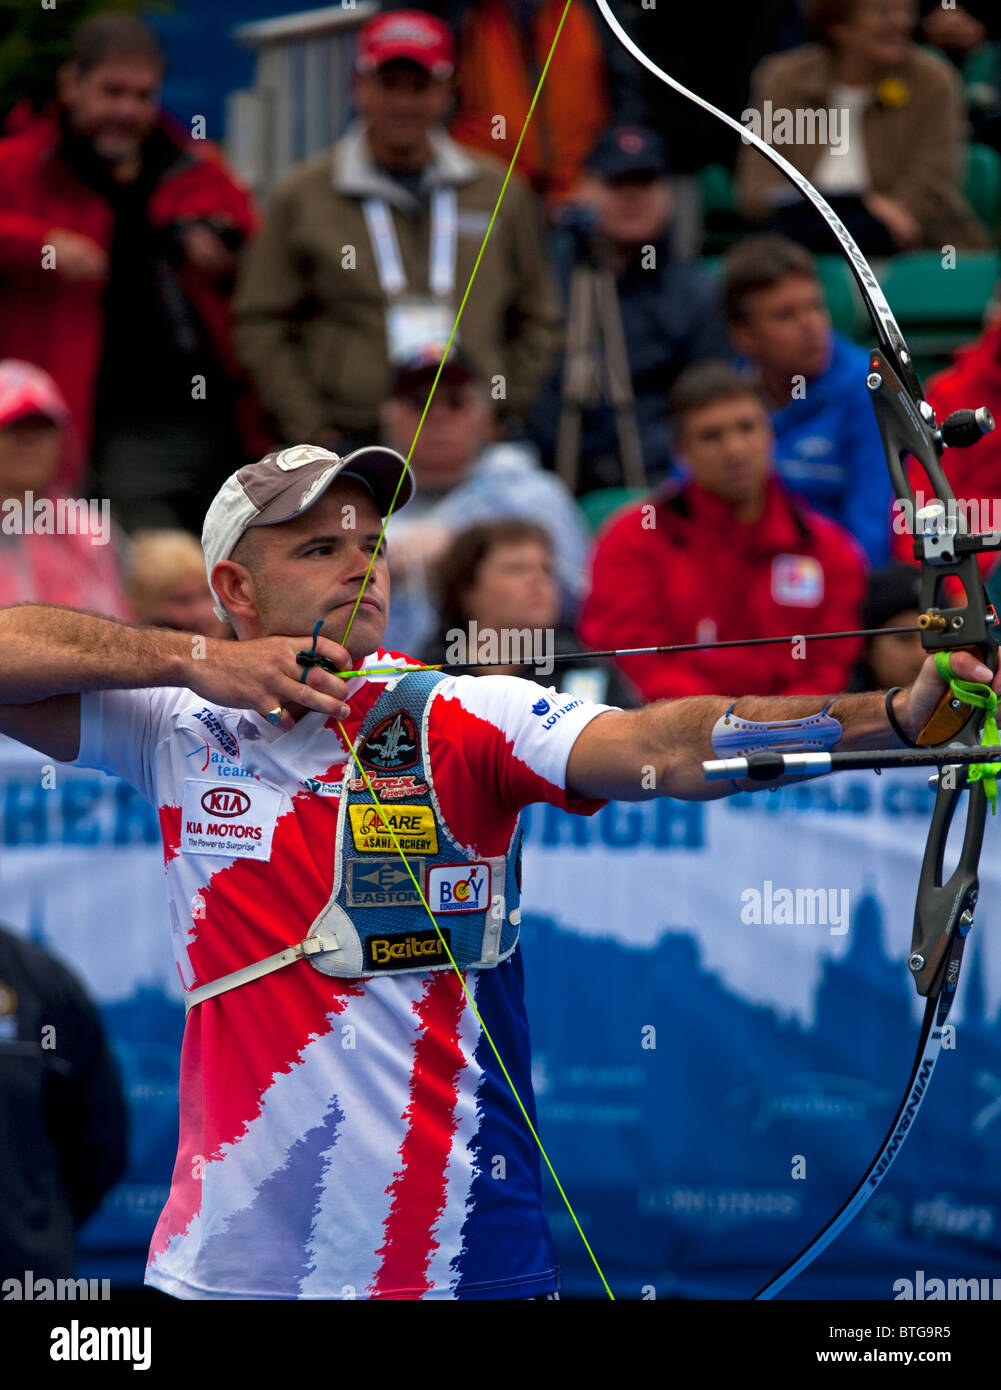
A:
[565,650,1000,801]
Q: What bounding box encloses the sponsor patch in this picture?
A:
[345,858,425,907]
[181,778,283,860]
[192,707,240,760]
[427,863,491,914]
[347,774,427,799]
[363,927,451,972]
[771,554,824,607]
[349,803,438,854]
[359,711,419,770]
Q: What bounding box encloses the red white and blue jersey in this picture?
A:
[69,651,612,1299]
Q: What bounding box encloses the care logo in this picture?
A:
[348,802,438,853]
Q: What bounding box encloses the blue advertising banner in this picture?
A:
[519,777,1001,1300]
[1,736,999,1298]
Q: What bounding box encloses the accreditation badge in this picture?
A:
[385,296,456,365]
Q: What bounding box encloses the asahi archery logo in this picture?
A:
[740,880,850,934]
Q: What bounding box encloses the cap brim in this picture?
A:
[250,445,414,528]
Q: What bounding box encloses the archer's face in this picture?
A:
[730,275,832,384]
[222,482,390,661]
[676,395,773,507]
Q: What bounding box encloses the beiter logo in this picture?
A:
[200,788,252,817]
[363,928,451,972]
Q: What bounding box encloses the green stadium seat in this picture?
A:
[879,250,1000,373]
[699,163,737,216]
[964,142,1001,240]
[698,163,749,255]
[814,255,868,340]
[578,486,647,534]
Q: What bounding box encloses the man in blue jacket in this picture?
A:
[527,125,729,492]
[723,234,893,565]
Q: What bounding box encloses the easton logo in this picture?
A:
[199,788,251,817]
[360,711,419,770]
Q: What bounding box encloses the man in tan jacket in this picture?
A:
[232,9,562,452]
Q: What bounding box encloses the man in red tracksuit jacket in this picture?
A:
[579,360,868,702]
[0,14,268,522]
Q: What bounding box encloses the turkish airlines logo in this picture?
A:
[200,788,252,817]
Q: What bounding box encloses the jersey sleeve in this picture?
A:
[430,673,616,817]
[68,687,189,805]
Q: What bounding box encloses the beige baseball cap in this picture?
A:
[202,443,414,619]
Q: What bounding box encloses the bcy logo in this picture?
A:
[428,863,490,913]
[200,788,251,817]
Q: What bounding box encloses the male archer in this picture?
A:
[0,442,993,1300]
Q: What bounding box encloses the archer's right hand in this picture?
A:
[189,635,353,727]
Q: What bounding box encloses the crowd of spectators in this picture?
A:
[1,0,1001,708]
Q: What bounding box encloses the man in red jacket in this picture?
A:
[0,14,266,524]
[579,360,868,702]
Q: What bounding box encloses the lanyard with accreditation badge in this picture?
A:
[363,186,458,362]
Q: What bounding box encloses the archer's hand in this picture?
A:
[188,634,353,729]
[896,650,999,741]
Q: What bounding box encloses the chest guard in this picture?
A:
[304,669,522,978]
[182,669,523,1011]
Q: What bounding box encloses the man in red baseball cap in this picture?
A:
[233,8,560,456]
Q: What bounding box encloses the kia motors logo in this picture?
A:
[200,788,251,817]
